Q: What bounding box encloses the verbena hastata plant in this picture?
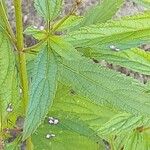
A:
[0,0,150,149]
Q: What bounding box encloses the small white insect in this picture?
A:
[46,134,51,139]
[51,134,56,137]
[48,117,59,125]
[48,117,54,120]
[48,119,54,124]
[109,45,120,51]
[46,133,56,139]
[19,88,22,94]
[109,45,116,50]
[6,103,13,112]
[115,48,120,51]
[53,119,59,125]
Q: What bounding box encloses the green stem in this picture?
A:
[13,0,28,113]
[51,4,77,32]
[13,0,32,149]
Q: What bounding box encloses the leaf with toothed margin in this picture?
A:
[0,31,20,127]
[24,26,47,40]
[111,130,150,150]
[34,0,63,21]
[50,35,82,60]
[97,113,150,138]
[23,45,58,140]
[83,47,150,75]
[79,0,124,27]
[53,15,84,32]
[64,12,150,50]
[31,115,102,150]
[58,57,150,117]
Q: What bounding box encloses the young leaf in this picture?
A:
[24,26,47,40]
[53,15,83,32]
[90,48,150,75]
[23,46,58,140]
[34,0,63,21]
[80,0,124,26]
[64,12,150,50]
[58,58,150,117]
[49,36,82,60]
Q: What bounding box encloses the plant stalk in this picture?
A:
[13,0,33,149]
[13,0,28,113]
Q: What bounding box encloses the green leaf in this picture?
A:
[123,130,150,150]
[109,130,150,150]
[80,0,124,26]
[32,119,99,150]
[24,26,47,40]
[64,12,150,50]
[0,1,7,29]
[0,33,12,86]
[0,32,20,129]
[32,84,109,150]
[34,0,63,21]
[23,46,58,140]
[90,48,150,75]
[53,15,84,32]
[132,0,150,9]
[98,113,150,137]
[50,36,82,60]
[53,84,118,128]
[4,137,20,150]
[58,58,150,117]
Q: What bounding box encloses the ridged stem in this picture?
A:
[13,0,33,149]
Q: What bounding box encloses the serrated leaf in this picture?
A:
[34,0,63,21]
[109,130,150,150]
[0,32,20,129]
[24,26,47,40]
[32,118,99,150]
[98,113,150,136]
[53,15,84,32]
[23,46,58,140]
[35,84,108,149]
[50,36,82,60]
[53,84,118,128]
[58,58,150,117]
[0,33,12,86]
[64,12,150,50]
[90,48,150,75]
[80,0,124,26]
[0,0,7,29]
[123,131,150,150]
